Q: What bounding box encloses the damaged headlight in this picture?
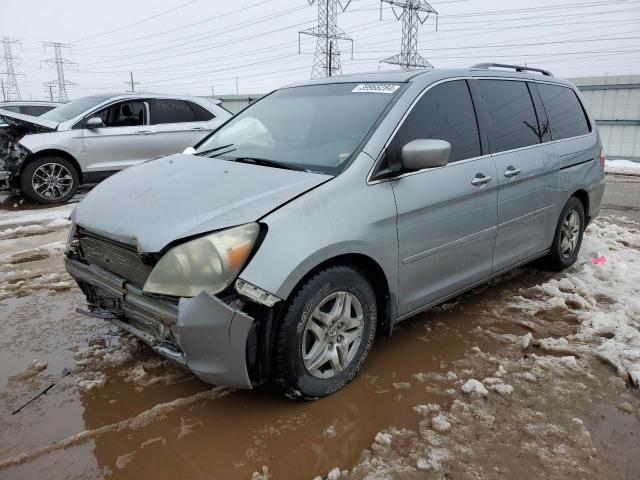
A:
[143,223,260,298]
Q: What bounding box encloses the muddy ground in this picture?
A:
[0,176,639,480]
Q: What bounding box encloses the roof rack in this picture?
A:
[471,63,553,77]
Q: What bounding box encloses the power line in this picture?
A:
[380,0,438,69]
[72,0,200,43]
[41,42,77,102]
[299,0,354,78]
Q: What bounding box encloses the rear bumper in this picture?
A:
[65,257,255,388]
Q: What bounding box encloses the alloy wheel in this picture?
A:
[560,208,581,259]
[32,162,74,200]
[302,291,364,379]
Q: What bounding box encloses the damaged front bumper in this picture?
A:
[65,257,256,388]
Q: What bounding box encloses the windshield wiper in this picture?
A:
[232,157,304,171]
[196,143,235,158]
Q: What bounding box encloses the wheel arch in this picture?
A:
[279,253,395,338]
[25,149,82,180]
[571,189,590,222]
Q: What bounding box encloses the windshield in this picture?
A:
[195,83,403,174]
[40,96,109,123]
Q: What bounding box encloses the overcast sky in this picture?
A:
[2,0,639,100]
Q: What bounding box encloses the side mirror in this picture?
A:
[401,139,451,171]
[183,147,196,155]
[86,117,104,129]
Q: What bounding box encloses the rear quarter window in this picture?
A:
[536,83,591,140]
[188,101,215,121]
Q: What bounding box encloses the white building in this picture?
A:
[572,75,640,160]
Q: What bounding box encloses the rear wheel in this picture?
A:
[544,196,585,270]
[274,266,377,399]
[21,157,79,204]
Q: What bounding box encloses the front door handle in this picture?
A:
[134,130,154,135]
[471,174,493,186]
[504,166,522,178]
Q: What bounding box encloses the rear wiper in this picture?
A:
[232,157,303,171]
[196,144,235,158]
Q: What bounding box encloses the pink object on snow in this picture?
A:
[591,256,607,265]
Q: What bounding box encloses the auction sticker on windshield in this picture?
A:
[352,84,401,94]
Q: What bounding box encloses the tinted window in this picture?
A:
[94,101,145,127]
[394,80,481,162]
[188,101,214,121]
[152,99,196,124]
[1,105,21,113]
[537,83,590,140]
[479,80,540,153]
[21,105,55,116]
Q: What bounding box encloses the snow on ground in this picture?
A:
[0,204,73,230]
[314,217,640,480]
[605,159,640,176]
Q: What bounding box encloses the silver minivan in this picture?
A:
[65,64,605,398]
[0,94,231,203]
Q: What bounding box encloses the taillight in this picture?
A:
[599,149,606,169]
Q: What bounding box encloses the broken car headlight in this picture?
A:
[143,223,260,298]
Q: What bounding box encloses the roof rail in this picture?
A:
[471,63,553,77]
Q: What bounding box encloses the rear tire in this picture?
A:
[544,196,585,270]
[274,266,377,399]
[21,157,79,204]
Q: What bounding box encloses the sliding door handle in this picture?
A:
[504,166,522,178]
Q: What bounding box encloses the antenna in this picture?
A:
[380,0,438,70]
[41,42,77,102]
[126,72,140,93]
[1,37,25,101]
[299,0,353,79]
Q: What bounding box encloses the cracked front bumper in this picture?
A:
[65,257,255,388]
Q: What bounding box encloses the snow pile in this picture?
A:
[0,204,73,230]
[505,219,640,386]
[461,379,488,396]
[605,159,640,176]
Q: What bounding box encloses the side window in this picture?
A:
[394,80,481,163]
[536,83,591,140]
[151,99,197,124]
[187,101,215,121]
[93,101,146,127]
[478,80,540,153]
[1,105,21,113]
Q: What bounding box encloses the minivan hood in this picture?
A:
[75,154,332,253]
[0,109,59,134]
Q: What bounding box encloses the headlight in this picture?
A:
[143,223,260,298]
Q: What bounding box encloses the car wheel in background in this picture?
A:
[21,157,79,204]
[544,196,585,270]
[274,265,377,399]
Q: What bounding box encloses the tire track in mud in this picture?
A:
[0,386,232,470]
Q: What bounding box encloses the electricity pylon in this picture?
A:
[380,0,438,70]
[299,0,353,79]
[1,38,24,101]
[41,42,77,102]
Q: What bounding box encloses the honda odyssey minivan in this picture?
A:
[65,64,605,398]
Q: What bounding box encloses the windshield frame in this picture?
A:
[194,81,408,176]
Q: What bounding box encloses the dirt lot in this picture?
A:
[0,175,639,480]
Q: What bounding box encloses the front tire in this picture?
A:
[544,196,585,270]
[21,157,79,204]
[274,266,377,399]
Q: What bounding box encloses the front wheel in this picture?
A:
[21,157,79,204]
[274,266,377,399]
[544,196,585,270]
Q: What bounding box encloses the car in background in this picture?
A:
[0,94,232,203]
[0,101,63,128]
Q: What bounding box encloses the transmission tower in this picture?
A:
[299,0,353,79]
[380,0,438,70]
[1,38,24,101]
[41,42,77,102]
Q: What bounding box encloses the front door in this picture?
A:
[390,80,498,317]
[81,100,158,173]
